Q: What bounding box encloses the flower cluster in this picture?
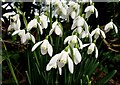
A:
[2,0,118,75]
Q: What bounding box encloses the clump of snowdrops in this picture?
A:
[2,0,118,84]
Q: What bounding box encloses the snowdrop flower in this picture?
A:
[12,29,35,44]
[91,27,106,40]
[73,48,82,65]
[71,16,89,34]
[32,39,53,57]
[49,21,63,37]
[39,14,48,29]
[64,35,85,48]
[84,4,98,18]
[27,19,37,31]
[8,14,21,31]
[27,18,43,35]
[64,35,78,45]
[104,21,118,33]
[87,43,98,58]
[46,50,74,75]
[68,1,80,19]
[53,0,67,17]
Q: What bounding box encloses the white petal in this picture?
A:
[48,43,53,57]
[30,34,35,43]
[104,22,113,33]
[58,67,62,75]
[94,8,98,18]
[32,41,43,51]
[77,26,83,34]
[77,17,84,27]
[64,36,72,44]
[12,30,21,36]
[52,21,58,29]
[113,24,118,33]
[73,48,81,65]
[87,43,95,54]
[95,46,98,58]
[100,30,106,38]
[71,20,77,30]
[49,54,61,65]
[68,56,74,74]
[21,35,27,44]
[84,6,92,12]
[85,11,92,18]
[40,14,48,29]
[84,21,89,32]
[55,25,62,36]
[37,23,43,35]
[41,47,48,55]
[71,11,76,19]
[49,28,55,35]
[91,29,96,37]
[27,19,37,31]
[46,63,53,71]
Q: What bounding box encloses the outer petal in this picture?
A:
[12,30,21,36]
[49,54,61,65]
[71,11,76,19]
[55,25,62,36]
[91,29,96,37]
[85,11,92,18]
[58,67,62,75]
[113,24,118,33]
[31,41,43,51]
[48,42,53,57]
[30,34,35,43]
[37,23,43,35]
[49,28,55,35]
[64,36,72,44]
[73,48,81,65]
[41,47,48,55]
[68,56,74,74]
[77,26,83,34]
[100,30,106,38]
[27,19,37,31]
[94,8,98,18]
[84,6,91,12]
[87,43,95,54]
[71,20,77,30]
[95,46,98,58]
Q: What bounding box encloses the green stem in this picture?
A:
[50,2,52,30]
[3,41,19,85]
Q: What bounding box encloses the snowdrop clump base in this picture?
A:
[2,0,118,84]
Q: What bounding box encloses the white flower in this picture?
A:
[39,14,48,29]
[27,18,43,35]
[104,21,118,33]
[84,4,98,18]
[32,39,53,57]
[71,16,89,33]
[46,50,74,75]
[91,27,106,39]
[49,21,63,37]
[73,48,82,65]
[12,29,35,44]
[87,43,98,58]
[27,19,37,31]
[8,14,21,31]
[68,1,80,19]
[64,35,78,45]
